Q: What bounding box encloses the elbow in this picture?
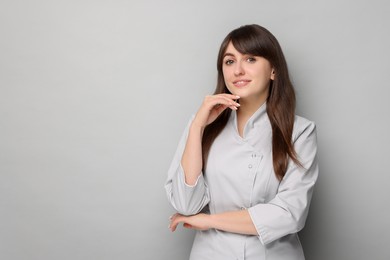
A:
[175,208,200,216]
[171,195,209,216]
[290,210,309,233]
[166,187,208,216]
[293,219,305,233]
[167,171,210,216]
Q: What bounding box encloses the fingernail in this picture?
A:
[236,95,240,98]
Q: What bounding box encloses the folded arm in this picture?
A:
[169,209,257,235]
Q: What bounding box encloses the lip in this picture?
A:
[233,79,251,87]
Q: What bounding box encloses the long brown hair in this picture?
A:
[202,24,301,180]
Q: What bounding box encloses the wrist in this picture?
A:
[207,213,216,230]
[190,121,205,134]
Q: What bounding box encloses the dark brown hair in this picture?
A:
[202,24,301,180]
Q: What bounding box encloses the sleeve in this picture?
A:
[248,120,319,245]
[164,117,210,216]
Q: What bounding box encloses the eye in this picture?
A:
[246,57,256,63]
[224,59,234,65]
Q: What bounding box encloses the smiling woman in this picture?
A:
[165,24,318,260]
[222,43,275,137]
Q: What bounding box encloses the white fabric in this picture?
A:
[165,102,318,260]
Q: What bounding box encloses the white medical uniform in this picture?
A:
[165,103,318,260]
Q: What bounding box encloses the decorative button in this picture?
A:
[248,164,253,169]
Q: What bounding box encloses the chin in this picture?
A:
[231,89,250,97]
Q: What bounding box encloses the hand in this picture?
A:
[169,213,210,232]
[192,94,240,128]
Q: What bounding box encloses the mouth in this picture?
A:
[233,79,251,87]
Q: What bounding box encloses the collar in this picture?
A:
[231,101,268,139]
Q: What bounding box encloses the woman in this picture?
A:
[165,24,318,260]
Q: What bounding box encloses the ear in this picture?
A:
[270,69,275,80]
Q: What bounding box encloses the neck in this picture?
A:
[237,95,267,119]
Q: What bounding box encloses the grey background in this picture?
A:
[1,0,389,259]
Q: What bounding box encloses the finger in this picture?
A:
[209,97,240,109]
[213,104,228,114]
[169,213,179,221]
[217,93,240,100]
[215,94,240,103]
[171,223,177,232]
[215,102,240,112]
[168,213,179,231]
[207,94,239,104]
[218,95,240,106]
[169,219,179,232]
[169,214,184,232]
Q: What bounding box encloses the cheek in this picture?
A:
[222,64,235,75]
[222,67,227,76]
[222,71,233,92]
[253,67,272,81]
[222,68,230,81]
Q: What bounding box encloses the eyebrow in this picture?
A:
[223,53,235,58]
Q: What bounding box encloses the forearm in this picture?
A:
[181,123,204,185]
[209,210,258,236]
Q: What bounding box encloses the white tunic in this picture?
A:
[165,103,318,260]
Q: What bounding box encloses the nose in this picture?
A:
[234,61,245,76]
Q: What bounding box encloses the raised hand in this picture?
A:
[192,94,240,128]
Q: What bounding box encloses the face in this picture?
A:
[222,42,274,103]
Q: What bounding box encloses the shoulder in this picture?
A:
[292,115,317,143]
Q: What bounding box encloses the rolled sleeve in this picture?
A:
[165,117,210,216]
[248,120,318,245]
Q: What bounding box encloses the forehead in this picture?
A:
[223,41,258,58]
[224,42,241,56]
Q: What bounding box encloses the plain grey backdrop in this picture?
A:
[1,0,389,259]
